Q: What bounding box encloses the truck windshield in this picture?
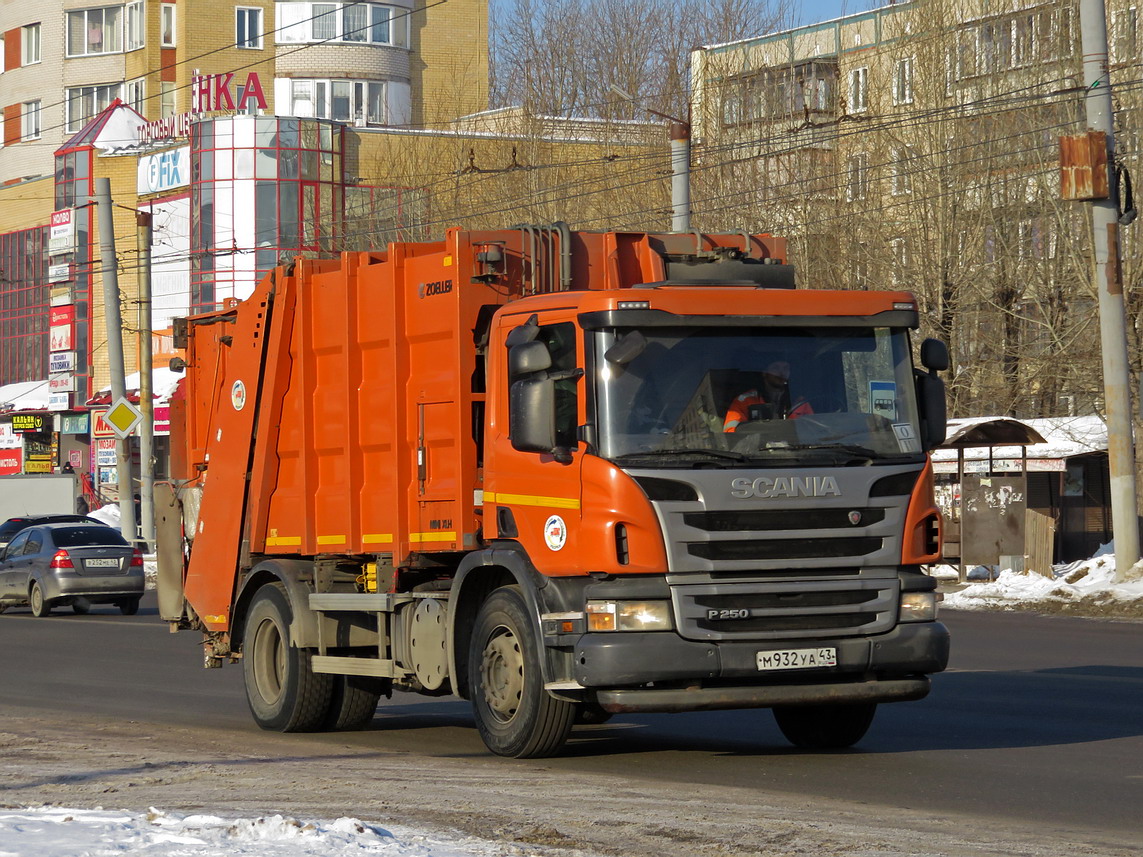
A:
[593,326,925,466]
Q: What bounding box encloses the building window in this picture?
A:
[277,2,409,47]
[66,83,122,131]
[1112,8,1138,63]
[22,24,41,65]
[288,78,388,125]
[893,57,913,105]
[846,153,869,202]
[236,7,263,49]
[66,6,124,57]
[161,3,176,46]
[126,78,145,113]
[126,1,144,50]
[890,146,914,196]
[22,101,41,140]
[848,67,867,113]
[160,81,176,116]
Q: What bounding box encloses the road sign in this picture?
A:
[105,397,144,439]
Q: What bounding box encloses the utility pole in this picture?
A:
[92,178,137,544]
[137,210,156,553]
[1078,0,1139,580]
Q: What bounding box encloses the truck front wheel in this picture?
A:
[243,583,333,732]
[773,702,877,749]
[469,586,574,758]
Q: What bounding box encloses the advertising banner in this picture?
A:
[49,209,76,255]
[0,449,22,475]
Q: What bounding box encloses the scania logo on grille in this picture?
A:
[730,475,842,499]
[848,510,863,525]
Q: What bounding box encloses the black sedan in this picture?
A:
[0,514,106,549]
[0,523,145,617]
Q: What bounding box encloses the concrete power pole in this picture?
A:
[137,211,156,552]
[1078,0,1140,580]
[92,178,137,543]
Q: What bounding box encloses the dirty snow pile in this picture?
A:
[0,808,522,857]
[939,542,1143,612]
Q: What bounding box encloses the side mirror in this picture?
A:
[508,341,552,381]
[604,330,647,365]
[916,370,947,450]
[510,378,557,455]
[920,338,949,373]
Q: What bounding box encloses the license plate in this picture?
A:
[85,558,120,568]
[756,647,837,671]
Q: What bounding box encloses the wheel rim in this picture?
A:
[251,615,286,705]
[479,624,523,723]
[30,584,43,614]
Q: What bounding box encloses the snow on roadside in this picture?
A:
[940,542,1143,613]
[0,807,532,857]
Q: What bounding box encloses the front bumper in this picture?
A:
[571,621,949,712]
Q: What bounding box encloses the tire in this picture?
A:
[242,583,333,732]
[468,585,574,758]
[773,702,877,749]
[72,598,91,615]
[29,582,51,617]
[323,675,386,731]
[118,598,141,616]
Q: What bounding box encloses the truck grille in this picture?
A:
[688,537,883,562]
[672,579,899,641]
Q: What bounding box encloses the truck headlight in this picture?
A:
[899,591,940,622]
[585,600,673,632]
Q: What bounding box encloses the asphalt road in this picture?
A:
[2,594,1141,847]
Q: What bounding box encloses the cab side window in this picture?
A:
[538,322,578,448]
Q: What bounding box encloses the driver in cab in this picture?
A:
[723,360,813,432]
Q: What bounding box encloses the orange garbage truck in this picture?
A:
[157,226,950,758]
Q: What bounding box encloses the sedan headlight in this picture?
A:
[585,600,673,632]
[899,591,940,622]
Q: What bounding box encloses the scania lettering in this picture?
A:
[730,475,842,499]
[157,227,951,758]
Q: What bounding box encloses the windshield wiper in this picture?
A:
[615,448,748,463]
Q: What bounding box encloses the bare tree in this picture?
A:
[492,0,794,122]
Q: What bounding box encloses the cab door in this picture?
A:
[485,312,586,576]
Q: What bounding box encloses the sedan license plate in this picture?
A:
[756,647,837,671]
[85,558,120,569]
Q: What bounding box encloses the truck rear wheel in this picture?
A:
[243,583,333,732]
[773,702,877,749]
[324,676,385,731]
[469,585,574,758]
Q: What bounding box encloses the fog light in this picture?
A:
[899,591,939,622]
[586,600,673,631]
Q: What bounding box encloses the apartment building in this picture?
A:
[0,0,489,182]
[691,0,1141,421]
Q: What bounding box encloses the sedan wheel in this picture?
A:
[29,582,51,617]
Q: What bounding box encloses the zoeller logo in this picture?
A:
[418,279,453,298]
[730,476,842,499]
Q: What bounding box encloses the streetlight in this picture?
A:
[609,85,691,232]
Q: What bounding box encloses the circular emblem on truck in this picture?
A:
[543,515,567,551]
[231,380,247,411]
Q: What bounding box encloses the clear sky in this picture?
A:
[795,1,879,26]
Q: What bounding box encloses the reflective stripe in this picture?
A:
[265,536,301,546]
[362,533,394,543]
[409,531,457,542]
[316,534,345,545]
[484,491,580,510]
